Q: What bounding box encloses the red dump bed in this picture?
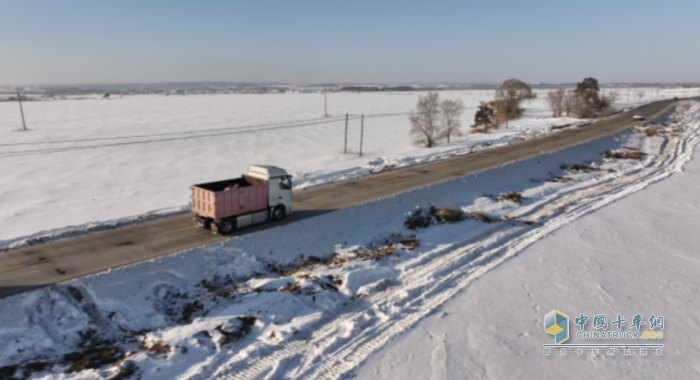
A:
[191,176,268,220]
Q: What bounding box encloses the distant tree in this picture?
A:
[545,88,566,117]
[472,103,498,130]
[410,92,441,148]
[575,77,601,113]
[637,90,646,102]
[103,92,110,99]
[495,79,537,127]
[439,98,466,143]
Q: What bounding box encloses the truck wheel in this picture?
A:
[271,205,286,220]
[218,219,235,235]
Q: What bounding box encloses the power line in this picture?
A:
[0,112,411,158]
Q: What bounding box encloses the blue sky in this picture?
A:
[1,0,698,85]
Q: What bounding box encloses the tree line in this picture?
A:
[410,77,621,148]
[544,77,618,118]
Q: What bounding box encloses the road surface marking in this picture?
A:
[372,178,402,187]
[433,165,455,172]
[0,257,53,273]
[163,226,196,235]
[294,194,330,205]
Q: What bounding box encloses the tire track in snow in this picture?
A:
[212,104,700,380]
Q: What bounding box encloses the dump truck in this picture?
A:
[191,165,293,235]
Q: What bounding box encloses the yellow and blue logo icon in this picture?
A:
[544,310,569,344]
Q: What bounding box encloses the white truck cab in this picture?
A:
[247,165,294,218]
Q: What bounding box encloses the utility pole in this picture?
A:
[324,88,328,117]
[359,115,364,156]
[344,113,348,154]
[17,90,27,131]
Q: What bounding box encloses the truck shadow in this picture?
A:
[197,209,337,239]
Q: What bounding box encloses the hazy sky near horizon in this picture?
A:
[2,0,699,85]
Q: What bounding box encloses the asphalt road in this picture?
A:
[0,99,676,298]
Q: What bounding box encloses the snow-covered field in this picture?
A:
[0,88,682,249]
[353,106,700,380]
[0,99,697,379]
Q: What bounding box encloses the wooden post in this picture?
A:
[360,115,364,156]
[17,90,27,131]
[344,113,348,154]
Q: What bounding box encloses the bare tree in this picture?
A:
[545,88,566,117]
[563,89,577,117]
[637,90,646,102]
[439,98,466,143]
[495,79,537,127]
[600,90,619,111]
[410,92,441,148]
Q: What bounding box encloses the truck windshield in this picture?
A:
[279,177,292,190]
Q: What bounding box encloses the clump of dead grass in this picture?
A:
[497,191,523,204]
[404,208,433,230]
[549,176,573,183]
[624,151,647,160]
[215,316,257,345]
[465,211,493,223]
[279,282,302,293]
[430,204,466,223]
[141,340,171,356]
[327,275,343,286]
[279,255,325,276]
[65,347,125,373]
[181,301,204,323]
[406,204,482,229]
[217,289,235,298]
[357,246,399,261]
[644,127,660,137]
[561,163,597,172]
[399,237,420,250]
[326,257,349,266]
[604,150,647,160]
[111,361,137,380]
